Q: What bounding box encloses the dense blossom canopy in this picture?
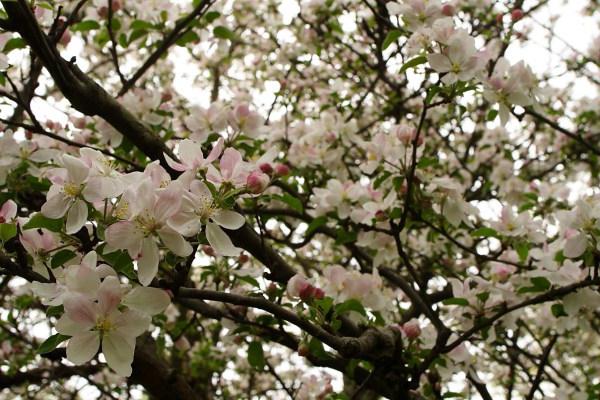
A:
[0,0,599,399]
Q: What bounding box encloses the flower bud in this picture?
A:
[401,319,421,339]
[299,284,317,302]
[375,210,387,221]
[238,253,249,264]
[246,170,270,194]
[202,245,216,256]
[495,13,504,24]
[441,3,454,16]
[297,343,310,357]
[25,130,33,140]
[511,8,524,21]
[274,163,290,177]
[59,29,71,46]
[174,336,191,351]
[259,163,273,174]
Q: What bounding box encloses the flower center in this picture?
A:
[63,182,82,198]
[195,195,217,223]
[95,317,113,334]
[135,212,161,236]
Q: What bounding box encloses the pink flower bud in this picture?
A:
[511,8,524,21]
[441,3,454,16]
[495,13,504,24]
[73,117,87,130]
[59,30,71,46]
[259,163,274,174]
[375,210,387,221]
[246,170,270,194]
[234,103,251,119]
[25,130,33,140]
[313,288,325,300]
[491,263,515,282]
[202,245,216,256]
[274,163,290,177]
[238,253,249,263]
[297,343,310,357]
[401,320,421,339]
[299,284,317,302]
[287,274,310,298]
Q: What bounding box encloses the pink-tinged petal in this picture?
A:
[564,232,587,258]
[205,137,224,164]
[114,310,151,337]
[56,314,84,336]
[130,179,156,215]
[158,227,192,256]
[206,164,223,184]
[41,194,71,219]
[212,210,245,230]
[0,200,17,220]
[97,276,123,315]
[206,222,240,257]
[164,153,187,172]
[287,274,310,298]
[62,154,89,184]
[122,286,171,316]
[168,212,202,237]
[154,184,183,221]
[102,331,135,377]
[65,264,100,295]
[66,331,100,365]
[178,139,203,167]
[63,295,98,329]
[105,221,143,257]
[66,199,88,234]
[83,176,123,202]
[427,54,452,73]
[143,162,170,188]
[219,148,243,181]
[137,238,159,286]
[81,251,97,269]
[190,180,212,198]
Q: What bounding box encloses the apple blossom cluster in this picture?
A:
[386,0,540,125]
[30,251,170,376]
[35,138,279,286]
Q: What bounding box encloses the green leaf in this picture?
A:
[486,109,498,121]
[176,30,199,46]
[23,213,63,232]
[130,20,155,30]
[470,227,498,238]
[51,249,77,269]
[334,299,367,317]
[306,216,327,237]
[247,341,265,369]
[213,26,236,40]
[236,275,260,288]
[335,228,356,245]
[382,29,402,50]
[551,303,567,318]
[101,248,136,280]
[442,297,469,306]
[518,277,551,294]
[46,305,64,318]
[3,37,26,53]
[514,240,530,262]
[399,55,427,74]
[204,11,221,23]
[275,193,303,213]
[425,85,441,105]
[417,157,439,169]
[0,223,17,241]
[71,20,101,32]
[38,333,70,354]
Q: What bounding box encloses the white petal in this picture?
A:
[97,276,123,315]
[102,331,135,377]
[62,154,89,184]
[66,331,100,365]
[564,232,587,258]
[427,54,452,73]
[114,310,151,337]
[63,295,98,329]
[212,210,245,230]
[56,314,84,336]
[66,199,88,234]
[41,194,71,219]
[206,222,240,257]
[122,286,171,316]
[137,238,159,286]
[105,221,143,257]
[158,228,192,257]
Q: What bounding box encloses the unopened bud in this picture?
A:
[259,163,273,174]
[202,245,216,256]
[441,3,454,16]
[238,253,249,263]
[25,130,33,140]
[246,170,270,194]
[297,343,310,357]
[274,163,290,177]
[511,8,524,21]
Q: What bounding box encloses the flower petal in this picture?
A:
[206,222,240,257]
[66,331,100,365]
[122,286,171,316]
[102,331,135,377]
[137,238,159,286]
[41,194,71,219]
[66,199,88,234]
[158,228,192,257]
[212,210,245,230]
